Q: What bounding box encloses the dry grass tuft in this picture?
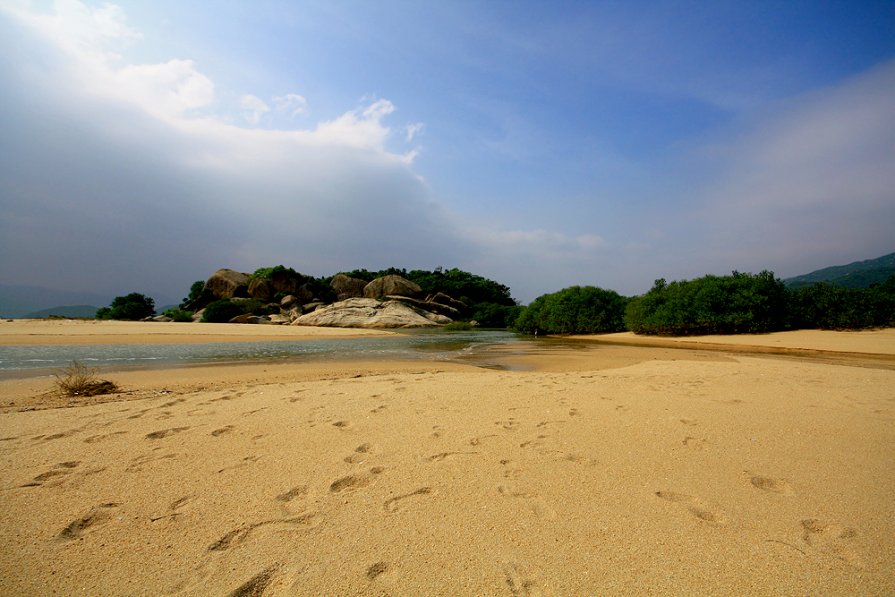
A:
[54,361,119,397]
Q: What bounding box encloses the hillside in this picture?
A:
[23,305,100,319]
[784,252,895,289]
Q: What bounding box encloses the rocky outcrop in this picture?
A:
[292,298,447,328]
[387,295,460,318]
[228,314,273,324]
[428,292,468,314]
[330,274,368,301]
[363,275,422,299]
[204,269,250,300]
[247,277,272,301]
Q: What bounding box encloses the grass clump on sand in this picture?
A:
[54,361,118,397]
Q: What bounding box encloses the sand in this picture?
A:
[1,322,893,595]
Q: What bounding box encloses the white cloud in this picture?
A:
[692,59,895,274]
[240,93,270,125]
[274,93,308,117]
[117,59,215,116]
[405,122,424,142]
[313,98,396,149]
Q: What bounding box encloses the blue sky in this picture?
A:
[1,0,893,304]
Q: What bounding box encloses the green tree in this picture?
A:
[514,286,627,334]
[96,293,156,320]
[180,280,206,308]
[625,271,787,335]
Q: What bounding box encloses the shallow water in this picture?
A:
[0,330,534,378]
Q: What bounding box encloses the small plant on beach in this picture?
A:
[54,361,118,397]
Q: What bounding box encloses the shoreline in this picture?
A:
[0,318,395,345]
[1,324,893,594]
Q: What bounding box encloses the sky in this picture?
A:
[1,0,893,305]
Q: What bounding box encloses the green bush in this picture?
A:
[162,308,194,322]
[95,293,155,320]
[786,275,895,329]
[625,271,788,335]
[514,286,627,335]
[201,299,246,323]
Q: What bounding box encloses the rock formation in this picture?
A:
[330,274,368,301]
[293,298,448,328]
[202,269,250,301]
[363,275,422,299]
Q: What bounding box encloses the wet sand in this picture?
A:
[1,322,893,595]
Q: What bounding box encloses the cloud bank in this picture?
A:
[0,2,892,305]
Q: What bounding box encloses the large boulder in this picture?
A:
[270,269,299,295]
[247,277,272,301]
[228,314,272,324]
[204,269,250,300]
[388,295,460,318]
[363,275,422,299]
[293,298,445,328]
[330,274,368,301]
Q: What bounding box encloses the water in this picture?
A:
[0,330,526,378]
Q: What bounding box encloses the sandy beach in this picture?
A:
[1,321,893,595]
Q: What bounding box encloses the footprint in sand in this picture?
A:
[209,515,319,552]
[426,451,478,462]
[332,420,352,430]
[801,519,864,568]
[344,443,374,464]
[228,563,281,597]
[679,418,698,426]
[384,487,433,513]
[682,436,708,451]
[496,419,520,431]
[145,427,190,440]
[84,431,128,444]
[211,425,234,437]
[126,452,177,473]
[21,461,81,487]
[655,491,727,525]
[497,485,557,520]
[275,486,308,503]
[503,562,543,597]
[366,561,389,581]
[329,467,385,493]
[57,502,121,541]
[150,495,195,523]
[748,473,794,495]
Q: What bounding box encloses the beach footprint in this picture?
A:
[655,491,727,525]
[801,519,863,568]
[748,473,794,495]
[329,466,385,494]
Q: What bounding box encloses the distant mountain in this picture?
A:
[784,252,895,289]
[0,284,179,318]
[23,305,100,319]
[0,284,113,318]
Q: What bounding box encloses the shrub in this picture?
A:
[201,299,246,323]
[786,275,895,329]
[54,361,118,396]
[625,271,788,335]
[162,308,194,322]
[514,286,627,335]
[95,292,155,320]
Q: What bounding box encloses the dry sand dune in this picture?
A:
[1,322,893,595]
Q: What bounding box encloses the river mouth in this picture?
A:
[0,330,534,379]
